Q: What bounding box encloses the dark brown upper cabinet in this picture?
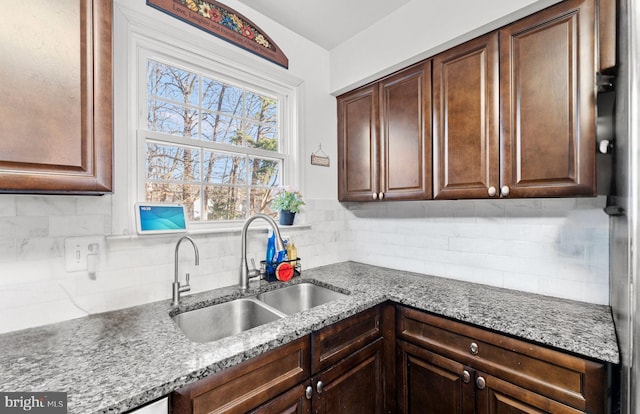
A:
[500,0,596,198]
[337,84,379,201]
[434,0,597,200]
[433,32,500,199]
[378,61,432,201]
[338,61,432,202]
[339,0,605,201]
[0,0,113,194]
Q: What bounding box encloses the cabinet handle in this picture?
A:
[379,192,384,200]
[501,186,510,197]
[462,370,471,384]
[372,192,378,200]
[316,381,324,394]
[469,342,479,355]
[476,376,486,390]
[488,186,497,197]
[305,385,313,399]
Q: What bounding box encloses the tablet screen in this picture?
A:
[135,203,188,234]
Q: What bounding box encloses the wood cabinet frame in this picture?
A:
[0,0,113,194]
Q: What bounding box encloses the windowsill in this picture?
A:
[105,223,312,241]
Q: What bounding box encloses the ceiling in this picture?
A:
[235,0,411,50]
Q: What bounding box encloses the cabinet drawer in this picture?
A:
[396,306,606,413]
[311,306,382,373]
[172,336,310,414]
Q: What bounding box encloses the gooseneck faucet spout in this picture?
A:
[240,213,285,291]
[172,236,200,306]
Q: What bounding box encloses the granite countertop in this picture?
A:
[0,262,619,413]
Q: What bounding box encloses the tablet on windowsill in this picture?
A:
[135,203,188,235]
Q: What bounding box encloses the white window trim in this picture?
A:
[111,2,304,236]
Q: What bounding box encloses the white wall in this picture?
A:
[329,0,563,94]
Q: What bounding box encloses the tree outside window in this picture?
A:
[143,60,282,222]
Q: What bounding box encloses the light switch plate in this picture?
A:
[64,237,103,272]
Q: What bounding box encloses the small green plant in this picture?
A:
[271,187,305,213]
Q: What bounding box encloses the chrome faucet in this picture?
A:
[240,213,285,291]
[172,236,199,306]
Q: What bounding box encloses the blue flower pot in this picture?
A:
[279,210,295,225]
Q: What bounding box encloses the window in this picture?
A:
[139,58,288,224]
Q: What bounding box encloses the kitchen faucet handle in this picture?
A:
[180,273,191,294]
[248,258,261,278]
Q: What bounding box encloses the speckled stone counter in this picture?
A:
[0,262,619,413]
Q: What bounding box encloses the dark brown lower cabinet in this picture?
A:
[397,340,474,414]
[249,383,311,414]
[476,372,583,414]
[397,342,585,414]
[396,305,607,414]
[312,338,385,414]
[171,337,310,414]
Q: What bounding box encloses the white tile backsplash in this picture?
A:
[0,194,610,333]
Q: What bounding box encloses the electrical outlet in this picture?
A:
[64,237,102,272]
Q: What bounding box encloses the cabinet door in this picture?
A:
[172,337,310,414]
[249,383,311,414]
[500,0,596,198]
[337,85,379,201]
[433,32,499,199]
[379,61,432,200]
[475,372,584,414]
[0,0,112,193]
[312,338,385,414]
[311,305,382,373]
[397,340,475,414]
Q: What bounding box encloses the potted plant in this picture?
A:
[271,187,305,225]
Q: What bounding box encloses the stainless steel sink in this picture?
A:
[172,298,284,343]
[256,283,348,315]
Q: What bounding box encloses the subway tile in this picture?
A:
[474,200,506,223]
[16,195,77,216]
[582,282,609,305]
[0,280,70,310]
[538,277,586,301]
[448,237,475,253]
[0,299,86,333]
[0,239,16,262]
[16,237,64,260]
[49,215,107,237]
[0,216,49,240]
[0,196,16,217]
[503,273,540,293]
[0,260,57,286]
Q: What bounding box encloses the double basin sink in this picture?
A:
[172,283,348,343]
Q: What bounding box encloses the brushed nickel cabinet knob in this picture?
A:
[470,342,479,355]
[462,370,471,384]
[476,376,486,390]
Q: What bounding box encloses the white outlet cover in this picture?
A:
[64,237,103,272]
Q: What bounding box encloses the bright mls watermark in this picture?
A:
[0,392,67,413]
